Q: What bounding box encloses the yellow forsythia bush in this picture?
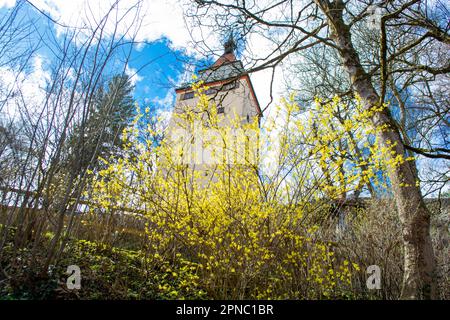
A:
[88,86,367,299]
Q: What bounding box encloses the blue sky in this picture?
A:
[0,0,279,120]
[128,39,191,110]
[0,0,222,117]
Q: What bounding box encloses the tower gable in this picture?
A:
[175,39,261,117]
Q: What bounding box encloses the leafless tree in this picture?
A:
[0,0,146,281]
[185,0,449,299]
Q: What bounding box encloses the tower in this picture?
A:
[165,39,262,180]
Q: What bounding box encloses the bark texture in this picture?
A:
[317,0,437,299]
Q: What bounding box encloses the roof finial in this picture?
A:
[224,34,236,54]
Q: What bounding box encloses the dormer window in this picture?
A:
[222,81,238,91]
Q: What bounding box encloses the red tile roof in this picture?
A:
[213,52,237,67]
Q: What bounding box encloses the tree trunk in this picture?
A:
[319,0,437,299]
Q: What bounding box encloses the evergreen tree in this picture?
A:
[68,74,135,174]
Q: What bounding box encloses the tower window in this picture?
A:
[205,87,218,95]
[182,91,195,100]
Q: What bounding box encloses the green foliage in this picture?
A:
[0,238,206,300]
[66,74,136,173]
[62,239,206,300]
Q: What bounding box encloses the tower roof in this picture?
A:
[224,35,237,54]
[213,36,237,67]
[212,52,236,67]
[197,59,244,83]
[175,38,262,116]
[197,36,241,82]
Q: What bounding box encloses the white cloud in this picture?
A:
[21,0,282,113]
[3,0,284,133]
[0,0,15,9]
[249,67,284,117]
[151,88,175,110]
[0,55,50,119]
[28,0,195,53]
[125,64,143,86]
[241,24,291,113]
